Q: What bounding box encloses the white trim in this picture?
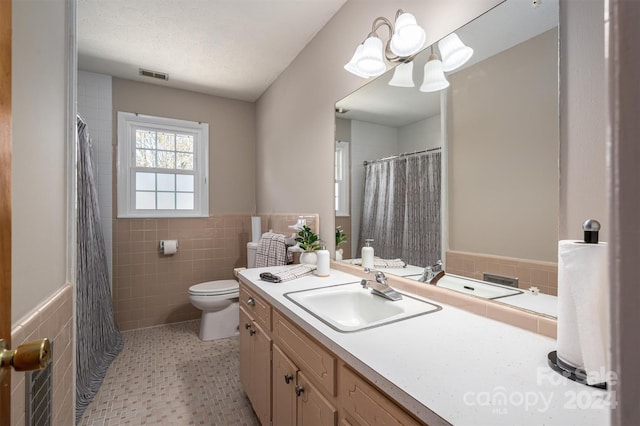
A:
[335,141,350,217]
[117,112,209,218]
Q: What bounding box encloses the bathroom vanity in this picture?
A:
[238,267,610,426]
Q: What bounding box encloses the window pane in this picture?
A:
[157,173,175,191]
[157,192,175,210]
[157,132,175,151]
[136,130,156,149]
[176,153,193,170]
[157,151,176,169]
[176,174,194,192]
[136,149,156,168]
[176,134,194,152]
[176,193,194,210]
[136,192,156,210]
[136,172,156,191]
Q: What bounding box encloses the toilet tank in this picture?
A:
[247,242,259,268]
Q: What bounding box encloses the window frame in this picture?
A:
[117,112,209,218]
[335,140,350,217]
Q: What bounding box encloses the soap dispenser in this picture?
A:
[361,239,374,269]
[316,241,330,277]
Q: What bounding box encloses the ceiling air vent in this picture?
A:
[139,68,169,81]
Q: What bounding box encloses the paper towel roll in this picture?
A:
[160,240,178,255]
[316,249,330,277]
[557,240,609,385]
[251,216,262,243]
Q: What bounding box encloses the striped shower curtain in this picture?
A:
[76,116,124,422]
[358,151,441,267]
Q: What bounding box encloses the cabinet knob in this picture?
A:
[249,329,256,336]
[284,374,293,384]
[295,385,304,397]
[247,297,255,306]
[245,323,252,330]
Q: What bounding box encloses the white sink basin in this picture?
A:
[285,283,441,332]
[435,274,522,299]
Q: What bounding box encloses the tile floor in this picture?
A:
[79,321,259,425]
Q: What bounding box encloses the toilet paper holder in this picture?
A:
[159,240,179,254]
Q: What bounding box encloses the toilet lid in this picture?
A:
[189,280,239,296]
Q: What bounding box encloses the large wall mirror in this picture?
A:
[334,0,559,318]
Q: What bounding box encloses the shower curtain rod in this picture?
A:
[363,147,441,166]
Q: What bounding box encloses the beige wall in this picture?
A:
[11,0,70,323]
[559,0,607,241]
[112,78,256,214]
[255,0,503,249]
[448,29,559,262]
[11,0,74,423]
[111,80,258,329]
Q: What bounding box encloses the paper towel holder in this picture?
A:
[582,219,601,244]
[548,218,606,389]
[547,351,607,389]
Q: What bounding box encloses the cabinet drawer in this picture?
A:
[339,365,423,426]
[240,282,271,331]
[273,310,336,397]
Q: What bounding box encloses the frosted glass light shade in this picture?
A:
[355,36,386,77]
[344,44,369,78]
[438,33,474,72]
[388,62,415,87]
[420,55,449,92]
[390,12,426,57]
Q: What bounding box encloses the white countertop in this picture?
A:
[239,267,610,426]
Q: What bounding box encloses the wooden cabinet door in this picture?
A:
[297,371,337,426]
[239,306,253,396]
[251,320,272,426]
[239,306,272,426]
[272,345,298,426]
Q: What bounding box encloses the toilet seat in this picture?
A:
[189,280,239,297]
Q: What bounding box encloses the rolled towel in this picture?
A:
[260,264,317,283]
[373,258,407,268]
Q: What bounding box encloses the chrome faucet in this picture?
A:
[361,268,403,301]
[419,260,445,284]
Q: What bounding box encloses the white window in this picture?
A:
[117,112,209,218]
[335,141,350,217]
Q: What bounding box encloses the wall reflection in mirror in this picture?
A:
[334,0,559,318]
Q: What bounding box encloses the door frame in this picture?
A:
[0,0,12,421]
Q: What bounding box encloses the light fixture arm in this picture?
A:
[366,10,415,64]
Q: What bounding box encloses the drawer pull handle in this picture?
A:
[284,374,293,384]
[244,323,252,330]
[295,385,304,396]
[249,329,256,336]
[247,297,255,306]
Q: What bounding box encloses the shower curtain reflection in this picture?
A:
[357,151,441,267]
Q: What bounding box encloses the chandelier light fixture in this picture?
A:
[344,10,426,78]
[345,10,474,93]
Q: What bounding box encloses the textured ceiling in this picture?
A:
[77,0,347,102]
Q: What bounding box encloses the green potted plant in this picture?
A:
[335,226,348,261]
[295,225,320,264]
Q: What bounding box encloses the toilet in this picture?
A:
[188,242,258,341]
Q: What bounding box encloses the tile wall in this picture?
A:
[112,213,318,331]
[11,285,74,426]
[446,250,558,295]
[112,215,252,330]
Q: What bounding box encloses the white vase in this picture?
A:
[300,251,317,265]
[335,248,343,261]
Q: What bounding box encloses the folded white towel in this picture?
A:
[259,264,317,283]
